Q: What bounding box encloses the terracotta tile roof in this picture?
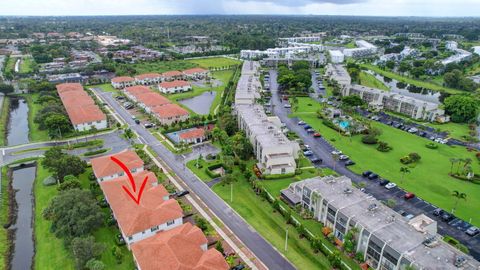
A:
[179,128,205,140]
[131,223,229,270]
[66,104,106,125]
[158,80,190,89]
[100,171,181,236]
[152,104,189,119]
[136,92,171,107]
[112,76,135,83]
[124,85,152,97]
[56,83,84,94]
[161,70,183,78]
[135,73,161,80]
[91,149,144,179]
[183,68,208,75]
[57,83,106,126]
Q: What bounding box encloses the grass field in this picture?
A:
[95,84,118,93]
[0,167,9,269]
[292,97,480,226]
[34,164,135,270]
[361,63,464,94]
[22,93,50,142]
[131,60,198,75]
[0,96,10,146]
[186,57,241,69]
[359,71,389,91]
[19,57,35,74]
[186,159,222,182]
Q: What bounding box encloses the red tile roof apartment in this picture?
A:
[134,73,162,85]
[158,80,192,94]
[161,70,184,81]
[131,223,229,270]
[152,104,189,126]
[100,171,183,245]
[56,83,107,132]
[91,149,144,181]
[111,76,136,89]
[183,68,209,80]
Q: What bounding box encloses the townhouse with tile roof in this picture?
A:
[158,80,192,94]
[90,149,144,182]
[111,76,136,89]
[134,73,162,85]
[182,67,209,80]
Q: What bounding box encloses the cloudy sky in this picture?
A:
[1,0,479,16]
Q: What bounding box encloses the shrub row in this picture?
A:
[83,148,109,157]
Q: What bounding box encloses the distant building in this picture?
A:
[161,70,184,81]
[473,46,480,56]
[329,50,345,63]
[281,176,480,270]
[47,73,84,84]
[343,40,377,58]
[111,76,135,89]
[325,64,351,89]
[158,80,192,94]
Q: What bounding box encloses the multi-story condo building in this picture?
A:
[234,61,262,105]
[343,40,378,58]
[281,176,480,270]
[325,64,352,89]
[329,50,345,63]
[91,149,144,182]
[345,85,448,122]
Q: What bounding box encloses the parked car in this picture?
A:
[313,133,322,138]
[304,145,311,150]
[379,179,390,186]
[176,190,190,197]
[408,127,418,133]
[404,193,415,200]
[344,160,355,166]
[298,121,306,125]
[306,129,315,133]
[331,150,342,155]
[418,131,427,137]
[385,183,397,190]
[284,104,291,108]
[466,226,480,237]
[304,125,312,130]
[135,119,140,124]
[144,123,155,128]
[310,156,323,163]
[405,214,415,220]
[231,265,246,270]
[115,95,125,100]
[368,173,379,180]
[339,154,349,160]
[441,213,455,222]
[433,208,444,216]
[448,218,462,227]
[303,150,314,156]
[362,171,372,177]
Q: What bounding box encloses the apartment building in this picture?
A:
[134,73,162,85]
[345,85,447,122]
[152,104,189,125]
[100,170,183,245]
[158,80,192,94]
[161,70,184,81]
[329,50,345,63]
[91,149,144,182]
[111,76,136,89]
[183,67,209,80]
[281,176,480,270]
[234,61,262,105]
[124,85,152,102]
[131,223,229,270]
[325,64,352,89]
[56,83,107,131]
[343,40,378,58]
[474,46,480,56]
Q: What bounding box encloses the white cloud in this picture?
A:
[0,0,478,16]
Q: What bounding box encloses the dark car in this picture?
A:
[404,193,415,200]
[448,218,462,226]
[368,173,379,180]
[176,190,190,197]
[344,160,355,166]
[386,120,394,125]
[306,129,315,133]
[362,171,373,177]
[309,156,323,163]
[231,265,246,270]
[433,208,444,216]
[379,179,390,186]
[304,125,312,130]
[441,213,455,222]
[418,131,427,137]
[135,119,140,124]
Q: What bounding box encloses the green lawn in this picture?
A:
[0,167,9,269]
[186,57,241,69]
[22,93,50,142]
[212,164,332,270]
[292,98,480,226]
[359,71,389,91]
[19,57,35,74]
[186,159,222,182]
[0,96,10,146]
[361,63,464,94]
[95,83,118,93]
[34,164,135,270]
[130,60,198,75]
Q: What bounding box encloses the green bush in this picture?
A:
[205,163,224,178]
[83,148,109,157]
[263,172,295,180]
[425,142,438,149]
[362,135,378,145]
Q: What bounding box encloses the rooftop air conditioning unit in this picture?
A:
[343,188,353,194]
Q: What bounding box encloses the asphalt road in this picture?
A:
[268,69,480,262]
[93,88,296,270]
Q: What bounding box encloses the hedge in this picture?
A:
[205,163,224,178]
[263,172,296,180]
[83,148,109,157]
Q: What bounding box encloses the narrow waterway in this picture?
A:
[7,98,29,146]
[10,166,36,270]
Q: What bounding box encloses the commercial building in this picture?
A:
[345,85,447,122]
[111,76,136,89]
[343,40,378,58]
[158,80,192,94]
[182,67,209,80]
[91,149,144,182]
[281,176,480,270]
[56,83,107,131]
[329,50,345,63]
[131,223,229,270]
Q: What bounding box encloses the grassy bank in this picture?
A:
[359,71,389,91]
[22,93,50,142]
[0,96,10,146]
[292,97,480,226]
[186,57,241,69]
[0,167,9,269]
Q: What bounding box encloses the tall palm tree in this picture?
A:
[449,158,458,174]
[456,158,465,174]
[400,167,411,184]
[451,190,467,213]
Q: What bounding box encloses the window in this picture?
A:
[150,226,159,232]
[128,236,133,241]
[167,220,175,226]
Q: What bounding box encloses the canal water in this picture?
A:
[5,96,35,270]
[7,98,30,146]
[10,166,36,270]
[366,71,446,104]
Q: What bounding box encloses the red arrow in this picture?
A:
[110,156,148,205]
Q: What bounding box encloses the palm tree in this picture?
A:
[462,158,472,175]
[456,158,465,174]
[451,190,467,213]
[449,158,458,174]
[400,167,411,184]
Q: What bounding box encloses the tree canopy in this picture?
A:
[42,147,87,181]
[444,95,479,123]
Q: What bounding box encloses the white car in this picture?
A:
[339,154,349,160]
[298,121,306,125]
[331,150,342,155]
[304,145,311,150]
[385,183,397,190]
[284,104,292,108]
